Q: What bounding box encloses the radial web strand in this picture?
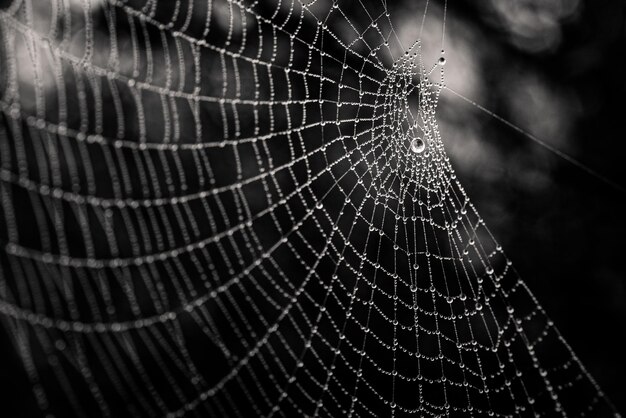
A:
[0,0,619,417]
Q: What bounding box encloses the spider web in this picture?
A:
[0,0,619,416]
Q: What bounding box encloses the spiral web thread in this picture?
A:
[0,0,619,416]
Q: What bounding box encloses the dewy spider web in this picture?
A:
[0,0,619,416]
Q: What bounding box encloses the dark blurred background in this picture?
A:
[1,0,624,415]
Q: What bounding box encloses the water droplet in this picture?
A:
[438,57,447,66]
[410,138,425,154]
